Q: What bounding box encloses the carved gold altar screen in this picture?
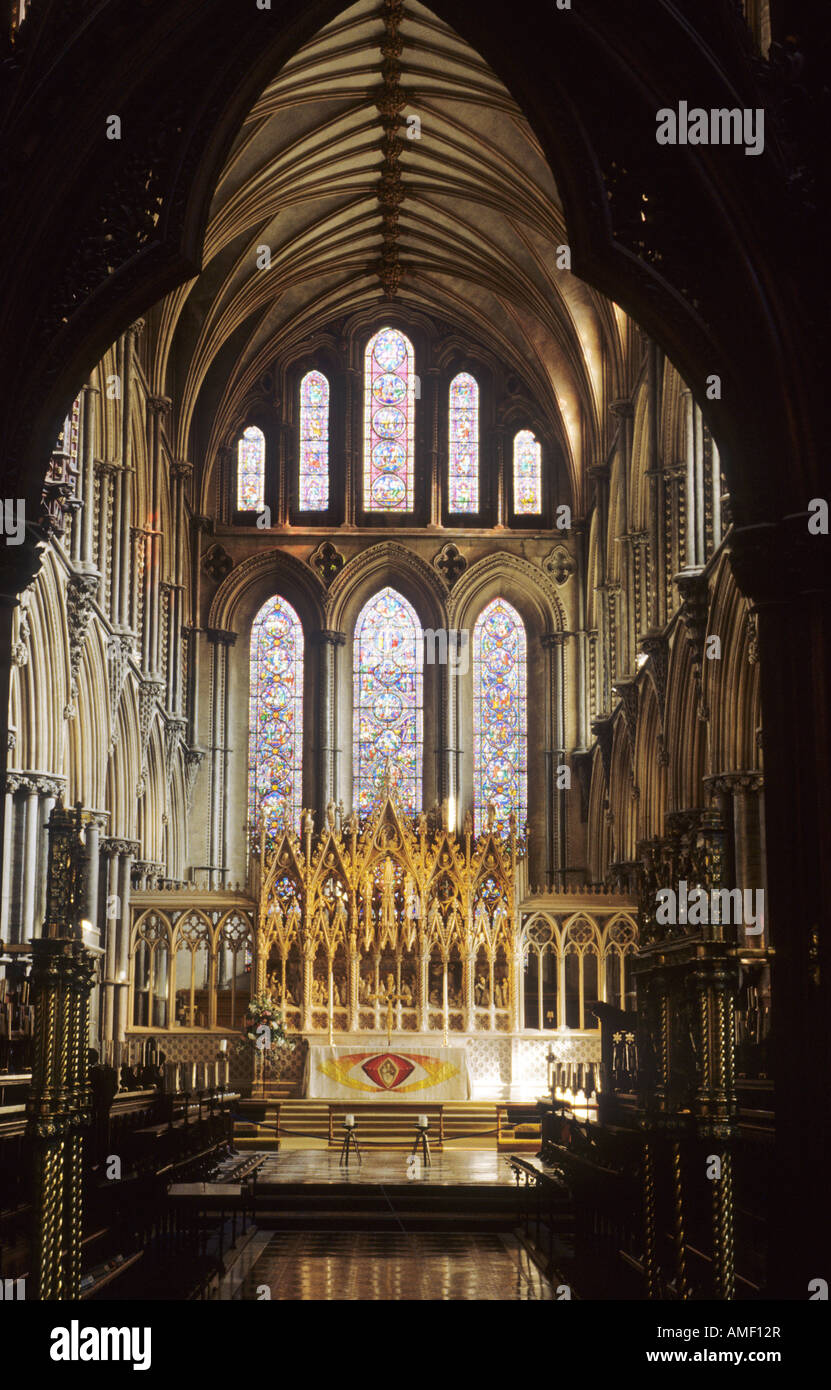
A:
[254,787,523,1036]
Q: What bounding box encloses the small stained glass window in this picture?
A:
[473,598,527,834]
[299,370,329,511]
[248,596,304,835]
[513,429,542,515]
[448,372,479,513]
[353,587,423,815]
[364,328,415,512]
[237,425,266,511]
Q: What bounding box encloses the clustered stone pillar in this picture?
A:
[312,629,346,815]
[205,627,237,887]
[2,773,63,942]
[99,837,138,1043]
[541,632,568,888]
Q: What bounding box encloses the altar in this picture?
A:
[305,1044,471,1101]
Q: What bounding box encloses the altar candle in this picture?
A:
[344,1113,355,1128]
[418,1114,428,1129]
[222,1058,230,1086]
[218,1038,228,1053]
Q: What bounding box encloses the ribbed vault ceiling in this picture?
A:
[156,0,630,508]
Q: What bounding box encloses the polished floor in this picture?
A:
[255,1149,524,1186]
[235,1230,554,1300]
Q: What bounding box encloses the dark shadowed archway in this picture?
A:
[0,0,828,1297]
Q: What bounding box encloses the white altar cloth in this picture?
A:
[305,1044,470,1101]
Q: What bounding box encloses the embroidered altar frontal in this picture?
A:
[306,1045,471,1101]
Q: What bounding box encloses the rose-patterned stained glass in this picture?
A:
[353,587,423,815]
[363,327,415,512]
[299,370,329,511]
[237,424,266,511]
[448,372,479,513]
[473,598,527,835]
[248,596,304,835]
[513,429,542,515]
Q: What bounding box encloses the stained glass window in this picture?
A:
[248,596,304,835]
[299,370,329,511]
[353,587,423,815]
[473,598,527,834]
[237,424,265,511]
[513,429,542,515]
[363,327,415,512]
[448,372,479,513]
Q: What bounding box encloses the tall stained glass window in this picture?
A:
[473,598,527,834]
[513,429,542,515]
[248,596,304,835]
[299,370,329,510]
[237,425,266,511]
[364,327,415,512]
[448,372,479,513]
[353,587,422,815]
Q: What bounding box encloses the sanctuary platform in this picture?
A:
[242,1149,567,1235]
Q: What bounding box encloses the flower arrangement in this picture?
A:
[236,991,293,1072]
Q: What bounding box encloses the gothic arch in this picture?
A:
[326,542,447,634]
[207,547,326,637]
[447,551,566,635]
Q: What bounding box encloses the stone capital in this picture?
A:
[705,771,764,796]
[101,837,140,858]
[205,626,237,647]
[540,630,571,650]
[311,629,347,647]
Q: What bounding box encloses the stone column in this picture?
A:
[492,425,506,527]
[610,399,634,664]
[119,323,143,631]
[99,838,138,1042]
[168,460,192,716]
[344,366,360,524]
[95,460,116,620]
[693,404,706,568]
[144,396,171,677]
[79,384,99,567]
[542,632,568,888]
[115,848,134,1041]
[312,630,346,814]
[100,843,119,1041]
[426,365,440,525]
[512,941,523,1033]
[20,783,41,940]
[205,627,237,887]
[0,781,13,940]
